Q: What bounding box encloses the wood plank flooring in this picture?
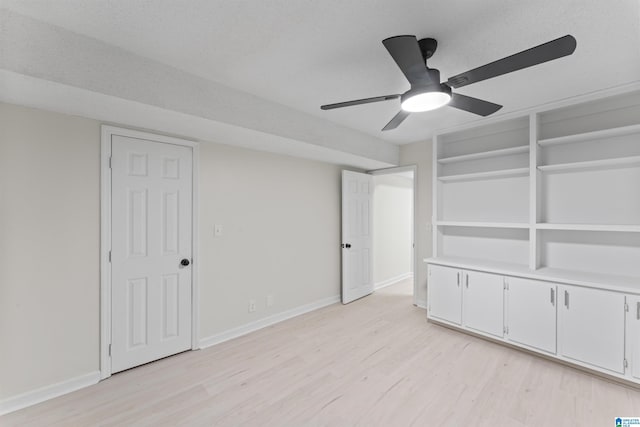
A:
[3,279,640,426]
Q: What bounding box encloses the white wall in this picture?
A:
[399,141,432,306]
[198,143,341,337]
[0,103,101,400]
[372,174,413,287]
[0,102,343,403]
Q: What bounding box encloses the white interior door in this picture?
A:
[341,170,373,304]
[111,135,193,373]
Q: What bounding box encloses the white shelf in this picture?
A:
[536,223,640,233]
[436,221,529,229]
[537,155,640,172]
[438,167,529,182]
[424,257,640,294]
[424,257,532,276]
[438,146,529,164]
[538,123,640,146]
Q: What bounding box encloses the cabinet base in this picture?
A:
[427,318,640,389]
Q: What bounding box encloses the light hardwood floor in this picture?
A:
[3,279,640,426]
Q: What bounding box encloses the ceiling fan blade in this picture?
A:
[382,35,433,86]
[382,110,410,131]
[447,35,577,88]
[321,94,400,110]
[449,93,502,116]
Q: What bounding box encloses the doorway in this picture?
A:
[340,166,417,305]
[100,126,200,379]
[370,166,416,304]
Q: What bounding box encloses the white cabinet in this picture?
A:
[506,277,556,354]
[427,264,462,325]
[626,296,640,380]
[558,285,625,374]
[462,270,504,338]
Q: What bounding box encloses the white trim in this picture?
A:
[199,295,340,349]
[416,300,427,310]
[100,125,200,380]
[0,371,100,415]
[366,165,419,307]
[374,272,414,290]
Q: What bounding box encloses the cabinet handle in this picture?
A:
[637,302,640,320]
[466,274,469,288]
[550,288,555,306]
[564,290,569,309]
[457,272,460,287]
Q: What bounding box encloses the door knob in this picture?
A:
[180,258,190,267]
[345,243,351,248]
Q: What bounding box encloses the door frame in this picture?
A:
[100,125,200,380]
[367,165,418,306]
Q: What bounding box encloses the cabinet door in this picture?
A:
[559,285,625,374]
[506,277,557,354]
[427,264,462,325]
[627,296,640,380]
[463,270,504,338]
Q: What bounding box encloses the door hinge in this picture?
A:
[503,326,509,335]
[108,250,111,262]
[503,279,509,290]
[624,358,628,369]
[108,344,112,356]
[109,157,112,169]
[625,302,629,312]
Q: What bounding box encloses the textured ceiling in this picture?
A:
[3,0,640,145]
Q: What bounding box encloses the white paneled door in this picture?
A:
[111,135,193,373]
[341,170,373,304]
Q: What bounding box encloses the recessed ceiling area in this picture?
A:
[2,0,640,153]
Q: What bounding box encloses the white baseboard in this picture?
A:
[0,371,100,416]
[199,294,341,349]
[374,272,413,290]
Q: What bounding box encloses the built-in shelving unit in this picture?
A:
[428,87,640,385]
[432,88,640,273]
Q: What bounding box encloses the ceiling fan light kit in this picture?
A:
[321,34,576,131]
[401,85,452,112]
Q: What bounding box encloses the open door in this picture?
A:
[341,170,374,304]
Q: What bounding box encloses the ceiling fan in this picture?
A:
[320,34,577,131]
